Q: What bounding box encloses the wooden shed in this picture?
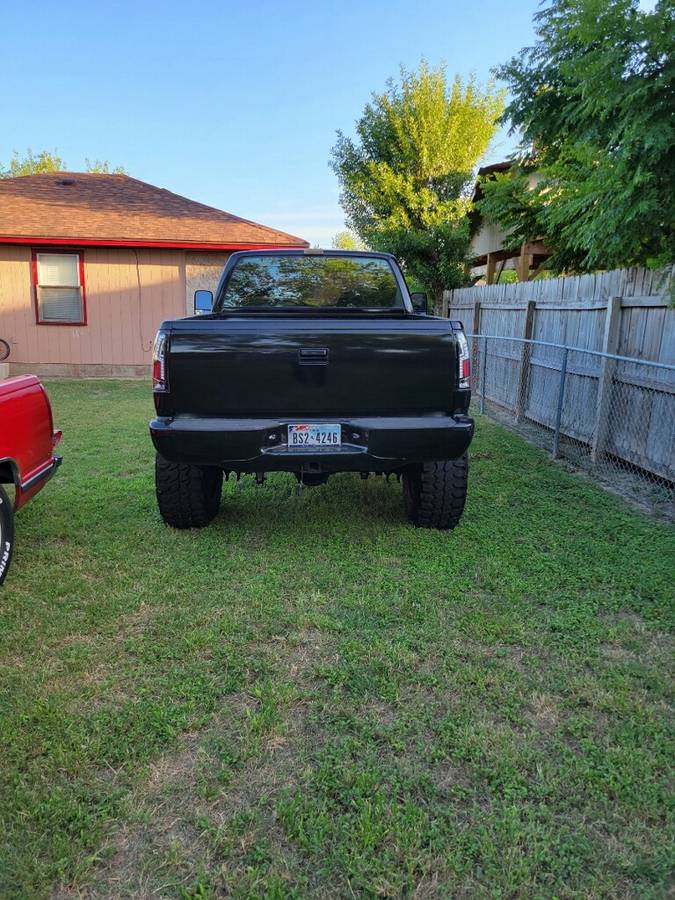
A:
[0,173,307,376]
[469,162,550,285]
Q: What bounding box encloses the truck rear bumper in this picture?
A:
[149,414,474,472]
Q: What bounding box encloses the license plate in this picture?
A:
[288,423,341,448]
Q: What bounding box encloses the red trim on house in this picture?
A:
[31,249,88,327]
[0,236,308,250]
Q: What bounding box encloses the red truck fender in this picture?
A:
[0,375,62,510]
[0,376,62,584]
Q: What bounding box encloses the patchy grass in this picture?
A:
[0,380,673,898]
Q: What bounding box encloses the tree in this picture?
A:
[479,0,675,272]
[1,149,64,177]
[330,63,504,310]
[84,158,126,174]
[331,230,366,250]
[0,149,126,177]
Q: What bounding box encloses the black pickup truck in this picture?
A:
[150,250,474,529]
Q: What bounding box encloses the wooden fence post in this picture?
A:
[515,300,536,421]
[472,299,482,335]
[591,296,622,462]
[442,290,450,318]
[471,300,481,388]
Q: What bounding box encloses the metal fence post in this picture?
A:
[552,347,568,458]
[481,335,488,413]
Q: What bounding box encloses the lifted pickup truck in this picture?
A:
[150,250,474,530]
[0,375,62,583]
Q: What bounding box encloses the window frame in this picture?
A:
[32,249,87,326]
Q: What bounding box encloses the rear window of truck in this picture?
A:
[217,254,403,311]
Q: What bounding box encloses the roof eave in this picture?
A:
[0,235,310,250]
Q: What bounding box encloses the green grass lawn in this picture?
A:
[1,380,673,898]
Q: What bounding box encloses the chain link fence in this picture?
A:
[468,334,675,520]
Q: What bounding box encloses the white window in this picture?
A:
[35,252,85,324]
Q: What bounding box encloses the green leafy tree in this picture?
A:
[331,230,366,250]
[479,0,675,272]
[1,149,65,177]
[330,63,504,310]
[84,158,126,174]
[1,149,126,177]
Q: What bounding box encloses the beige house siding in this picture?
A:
[185,251,231,315]
[470,172,543,280]
[469,221,512,262]
[0,245,187,376]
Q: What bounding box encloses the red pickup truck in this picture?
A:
[0,376,62,584]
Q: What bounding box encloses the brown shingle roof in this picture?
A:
[0,172,308,248]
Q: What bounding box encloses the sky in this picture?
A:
[1,0,540,246]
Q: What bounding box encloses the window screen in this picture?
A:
[36,253,84,323]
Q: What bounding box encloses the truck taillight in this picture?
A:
[152,330,168,392]
[456,329,470,389]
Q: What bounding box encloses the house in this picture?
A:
[0,173,308,376]
[469,162,550,284]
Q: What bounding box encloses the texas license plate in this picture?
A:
[288,424,341,448]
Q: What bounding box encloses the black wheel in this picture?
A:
[0,339,10,362]
[155,454,223,529]
[0,486,15,584]
[402,455,469,530]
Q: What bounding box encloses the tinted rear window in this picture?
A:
[218,255,402,310]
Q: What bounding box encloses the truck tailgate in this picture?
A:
[165,316,457,418]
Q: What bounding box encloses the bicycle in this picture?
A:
[0,339,10,362]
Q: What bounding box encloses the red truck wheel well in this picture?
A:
[0,461,18,485]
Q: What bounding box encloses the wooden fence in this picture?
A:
[444,266,675,484]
